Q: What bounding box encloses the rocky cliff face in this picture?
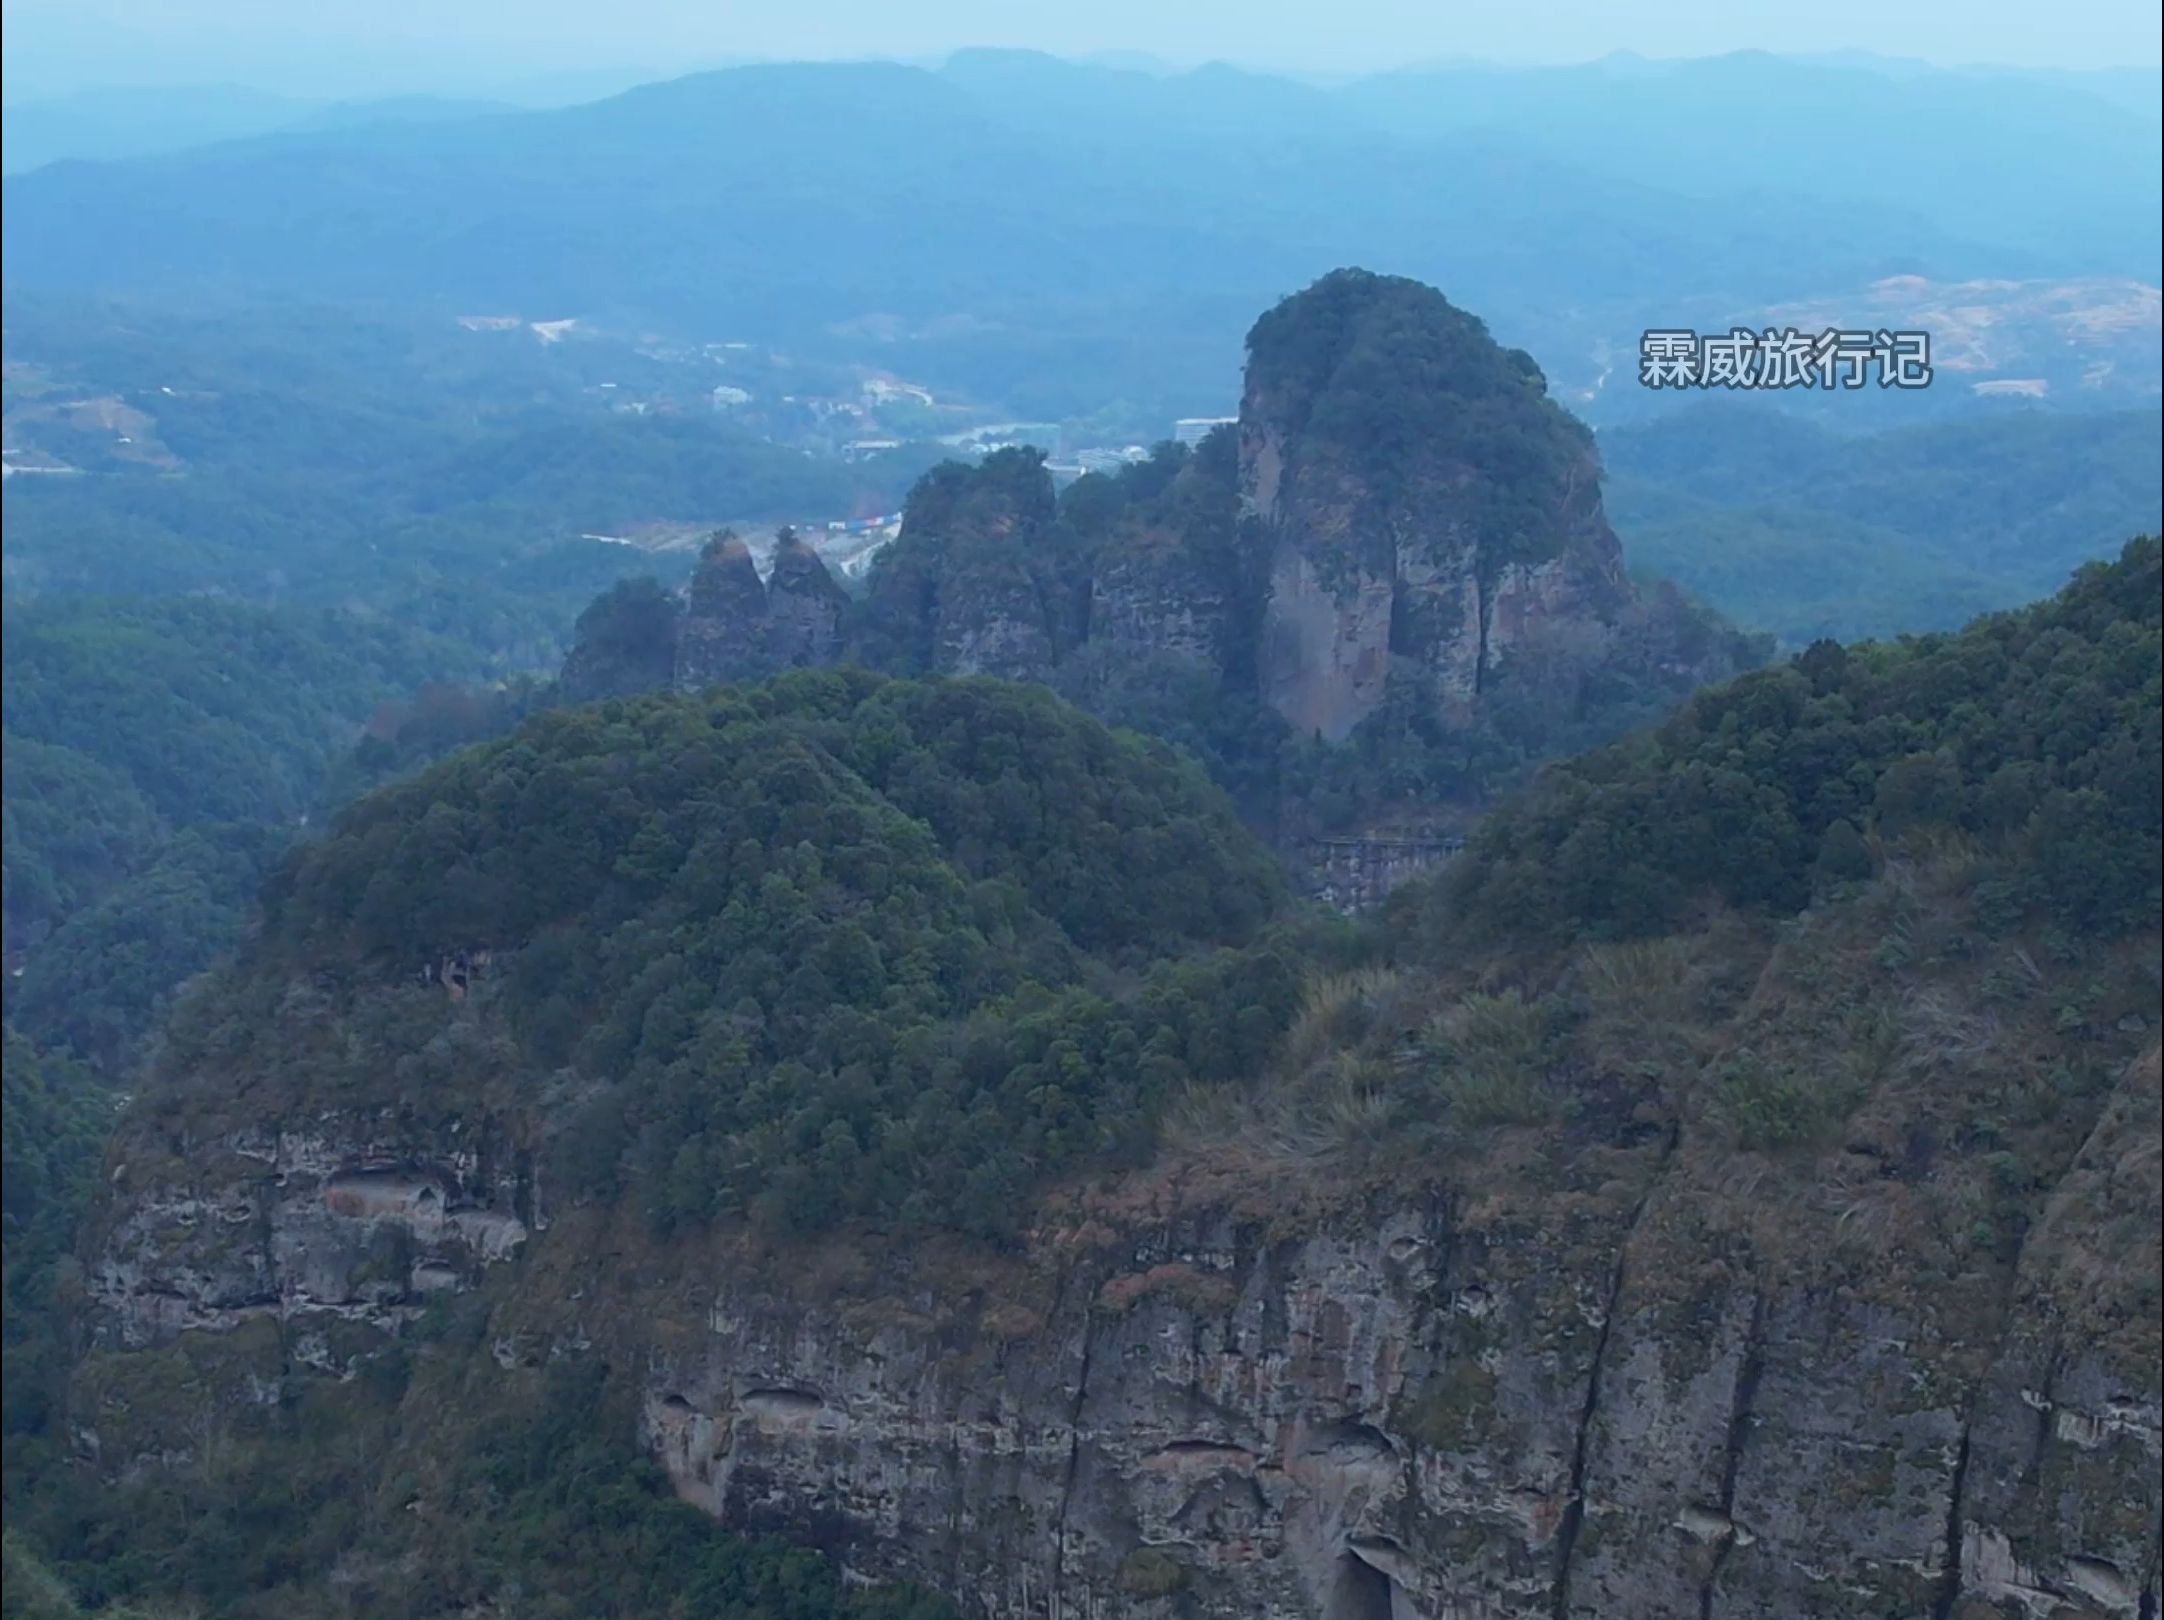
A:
[854,271,1736,764]
[1239,270,1630,743]
[677,531,776,688]
[75,1000,2160,1620]
[764,528,851,668]
[1086,524,1234,677]
[553,274,1752,915]
[1301,833,1464,912]
[853,450,1069,681]
[675,528,852,689]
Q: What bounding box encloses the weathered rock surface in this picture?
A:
[76,1050,2161,1619]
[676,531,776,688]
[675,528,854,689]
[1300,832,1464,912]
[855,451,1068,681]
[89,1119,534,1352]
[765,528,850,668]
[1238,271,1630,743]
[560,273,1757,917]
[1087,526,1234,676]
[848,271,1741,773]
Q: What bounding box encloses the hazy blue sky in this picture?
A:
[4,0,2160,98]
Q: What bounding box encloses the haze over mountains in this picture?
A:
[4,49,2158,423]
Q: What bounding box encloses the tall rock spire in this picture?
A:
[1238,268,1628,741]
[676,530,770,689]
[764,527,850,669]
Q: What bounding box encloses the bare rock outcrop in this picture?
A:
[674,527,852,690]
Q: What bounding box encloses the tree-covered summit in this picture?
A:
[172,670,1300,1239]
[1241,267,1604,567]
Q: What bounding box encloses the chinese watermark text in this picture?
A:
[1639,328,1933,390]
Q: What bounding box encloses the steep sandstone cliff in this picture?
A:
[77,1036,2160,1619]
[765,527,851,669]
[849,271,1740,772]
[1238,270,1630,743]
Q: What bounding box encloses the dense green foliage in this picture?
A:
[9,1356,954,1620]
[176,672,1295,1240]
[12,537,2157,1620]
[2,1034,123,1620]
[1,115,2151,1606]
[1433,537,2163,944]
[0,1016,949,1620]
[426,1366,956,1620]
[1,1032,114,1452]
[1604,404,2164,646]
[0,597,484,1064]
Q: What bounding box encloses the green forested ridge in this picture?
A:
[169,670,1297,1239]
[0,56,2153,1610]
[1429,536,2162,947]
[3,669,1295,1619]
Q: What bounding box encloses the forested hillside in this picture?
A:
[1434,535,2162,944]
[2,22,2158,1617]
[5,672,1311,1619]
[1604,404,2164,643]
[0,597,481,1062]
[188,672,1299,1239]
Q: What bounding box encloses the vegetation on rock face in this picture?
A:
[555,575,687,703]
[855,447,1074,675]
[1243,268,1598,575]
[1198,541,2161,1370]
[9,1352,958,1620]
[4,261,2152,1620]
[2,1032,115,1467]
[566,423,1762,840]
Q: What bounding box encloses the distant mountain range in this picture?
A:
[3,50,2156,425]
[0,86,517,173]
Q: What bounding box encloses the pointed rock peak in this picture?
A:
[687,528,766,621]
[768,527,848,601]
[701,528,755,564]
